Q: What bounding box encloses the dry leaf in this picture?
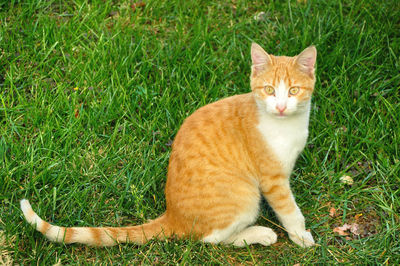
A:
[340,175,354,185]
[333,223,360,236]
[131,2,146,12]
[254,12,266,21]
[350,223,360,235]
[329,207,337,217]
[333,224,351,236]
[74,108,79,118]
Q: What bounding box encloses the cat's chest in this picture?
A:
[257,115,309,176]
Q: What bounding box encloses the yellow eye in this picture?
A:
[289,87,300,95]
[264,86,275,95]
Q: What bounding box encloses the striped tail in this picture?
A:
[20,199,172,246]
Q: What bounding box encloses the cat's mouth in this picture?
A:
[274,112,287,118]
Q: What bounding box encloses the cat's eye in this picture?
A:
[264,86,275,95]
[289,87,300,95]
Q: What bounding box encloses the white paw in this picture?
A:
[289,230,315,247]
[256,227,278,246]
[231,226,278,247]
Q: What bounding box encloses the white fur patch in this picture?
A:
[20,199,42,227]
[256,99,310,176]
[45,225,65,242]
[224,225,277,247]
[275,80,288,109]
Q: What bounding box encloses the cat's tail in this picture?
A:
[20,199,172,246]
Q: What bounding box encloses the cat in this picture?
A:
[21,43,317,248]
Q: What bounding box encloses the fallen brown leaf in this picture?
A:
[131,2,146,12]
[329,207,337,217]
[333,223,361,236]
[340,175,354,185]
[333,224,351,236]
[74,108,79,118]
[350,223,360,235]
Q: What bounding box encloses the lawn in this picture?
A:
[1,0,399,264]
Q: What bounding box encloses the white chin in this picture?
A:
[267,111,287,118]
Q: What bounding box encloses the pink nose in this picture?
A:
[276,105,287,113]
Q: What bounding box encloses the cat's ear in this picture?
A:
[295,46,317,77]
[251,43,272,75]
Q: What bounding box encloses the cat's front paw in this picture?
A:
[289,230,315,247]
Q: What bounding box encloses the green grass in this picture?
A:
[1,0,399,264]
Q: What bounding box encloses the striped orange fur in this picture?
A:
[21,43,317,247]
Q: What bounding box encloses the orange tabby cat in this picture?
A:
[21,43,317,247]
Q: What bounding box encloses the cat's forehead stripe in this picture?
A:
[273,67,279,84]
[269,64,295,87]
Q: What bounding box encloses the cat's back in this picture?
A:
[167,92,260,178]
[177,92,257,135]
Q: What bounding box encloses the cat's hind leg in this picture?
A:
[223,226,277,247]
[201,219,250,245]
[201,200,261,245]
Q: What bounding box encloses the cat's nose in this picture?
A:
[276,104,287,113]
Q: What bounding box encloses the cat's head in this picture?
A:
[250,43,317,118]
